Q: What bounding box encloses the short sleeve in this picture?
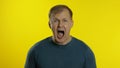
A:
[84,47,96,68]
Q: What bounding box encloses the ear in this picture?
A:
[71,20,73,28]
[48,21,51,29]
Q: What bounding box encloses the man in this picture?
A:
[25,5,96,68]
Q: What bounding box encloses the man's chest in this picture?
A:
[35,47,85,68]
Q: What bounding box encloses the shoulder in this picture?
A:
[72,37,88,48]
[72,37,85,44]
[72,36,95,56]
[34,37,51,47]
[72,37,96,67]
[28,37,52,54]
[72,37,92,51]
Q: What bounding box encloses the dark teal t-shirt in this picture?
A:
[25,37,96,68]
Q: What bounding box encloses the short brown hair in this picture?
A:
[49,5,73,18]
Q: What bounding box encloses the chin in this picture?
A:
[56,39,65,43]
[54,37,66,44]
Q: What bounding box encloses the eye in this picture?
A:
[53,19,59,23]
[63,19,68,22]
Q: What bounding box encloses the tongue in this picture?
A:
[57,32,64,39]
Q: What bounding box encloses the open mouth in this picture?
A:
[57,30,64,39]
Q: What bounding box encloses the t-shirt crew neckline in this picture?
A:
[49,36,73,48]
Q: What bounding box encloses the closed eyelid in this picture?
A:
[63,19,68,22]
[51,18,69,22]
[63,19,67,21]
[52,19,59,22]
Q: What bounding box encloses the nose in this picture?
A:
[58,21,63,27]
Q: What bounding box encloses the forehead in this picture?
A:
[50,9,71,19]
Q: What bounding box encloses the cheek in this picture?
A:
[51,24,57,31]
[64,25,67,28]
[65,24,71,30]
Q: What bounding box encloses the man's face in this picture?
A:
[49,9,73,44]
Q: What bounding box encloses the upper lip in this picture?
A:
[57,28,64,31]
[57,29,64,34]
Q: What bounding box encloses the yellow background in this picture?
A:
[0,0,120,68]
